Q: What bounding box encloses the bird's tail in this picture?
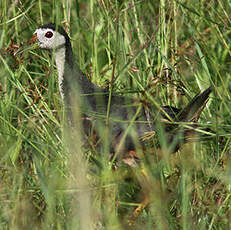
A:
[176,86,212,122]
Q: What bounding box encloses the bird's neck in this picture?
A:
[54,47,66,99]
[54,44,100,106]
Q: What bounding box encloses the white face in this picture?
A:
[34,28,66,49]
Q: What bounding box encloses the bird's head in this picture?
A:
[15,23,71,56]
[29,23,69,50]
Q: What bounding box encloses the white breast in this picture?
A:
[54,47,66,99]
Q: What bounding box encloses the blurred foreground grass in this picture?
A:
[0,0,231,229]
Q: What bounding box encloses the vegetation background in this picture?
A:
[0,0,230,229]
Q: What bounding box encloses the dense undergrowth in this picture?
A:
[0,0,231,229]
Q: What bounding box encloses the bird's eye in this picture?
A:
[45,31,53,38]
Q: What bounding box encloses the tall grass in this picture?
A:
[0,0,230,229]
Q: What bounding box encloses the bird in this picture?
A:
[25,23,213,222]
[28,23,212,157]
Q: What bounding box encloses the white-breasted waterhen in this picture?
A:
[24,23,213,221]
[26,23,212,156]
